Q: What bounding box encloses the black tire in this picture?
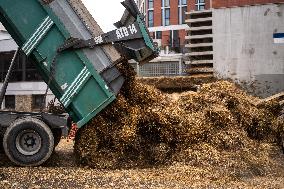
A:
[0,137,3,153]
[52,129,62,148]
[281,136,284,154]
[0,128,6,153]
[0,128,5,154]
[3,117,54,166]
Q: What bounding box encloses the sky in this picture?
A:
[82,0,125,32]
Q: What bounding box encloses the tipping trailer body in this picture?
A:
[0,0,157,128]
[0,0,157,166]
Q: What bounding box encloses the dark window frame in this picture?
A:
[156,31,162,39]
[178,4,187,24]
[4,95,15,109]
[164,8,170,26]
[32,95,46,110]
[162,0,170,26]
[195,0,205,11]
[148,10,154,27]
[0,51,42,82]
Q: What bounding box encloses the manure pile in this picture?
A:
[74,62,284,169]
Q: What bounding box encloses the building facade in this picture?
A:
[0,23,54,112]
[137,0,284,55]
[182,0,284,97]
[134,0,213,77]
[213,3,284,97]
[136,0,210,54]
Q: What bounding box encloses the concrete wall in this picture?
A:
[0,30,17,51]
[212,1,284,9]
[213,4,284,97]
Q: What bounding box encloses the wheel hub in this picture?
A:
[16,130,42,156]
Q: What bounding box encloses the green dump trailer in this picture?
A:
[0,0,157,166]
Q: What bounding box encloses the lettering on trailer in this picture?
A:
[94,35,103,45]
[273,33,284,44]
[116,23,138,40]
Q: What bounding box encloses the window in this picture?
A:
[162,0,170,26]
[148,10,154,27]
[179,0,187,5]
[0,51,42,82]
[32,95,45,110]
[162,0,170,7]
[164,8,170,26]
[181,6,187,23]
[178,0,187,24]
[5,95,15,109]
[156,31,162,39]
[148,0,153,9]
[165,30,181,53]
[173,30,180,48]
[195,0,205,11]
[25,57,42,81]
[152,32,156,39]
[169,30,173,48]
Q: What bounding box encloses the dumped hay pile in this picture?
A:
[137,75,216,91]
[74,62,284,169]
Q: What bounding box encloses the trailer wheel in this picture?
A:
[3,117,54,166]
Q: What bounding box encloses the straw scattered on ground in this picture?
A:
[1,139,284,188]
[137,75,216,91]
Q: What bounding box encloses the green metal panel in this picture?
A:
[137,15,155,51]
[0,0,116,128]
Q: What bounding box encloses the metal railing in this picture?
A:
[130,61,189,77]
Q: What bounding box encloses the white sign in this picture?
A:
[116,24,137,40]
[94,35,103,44]
[273,33,284,44]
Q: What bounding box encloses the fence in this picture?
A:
[130,61,189,77]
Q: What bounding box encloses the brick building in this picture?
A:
[136,0,284,55]
[135,0,214,55]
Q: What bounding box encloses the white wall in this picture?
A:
[0,30,17,51]
[0,82,54,109]
[0,82,52,96]
[213,4,284,97]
